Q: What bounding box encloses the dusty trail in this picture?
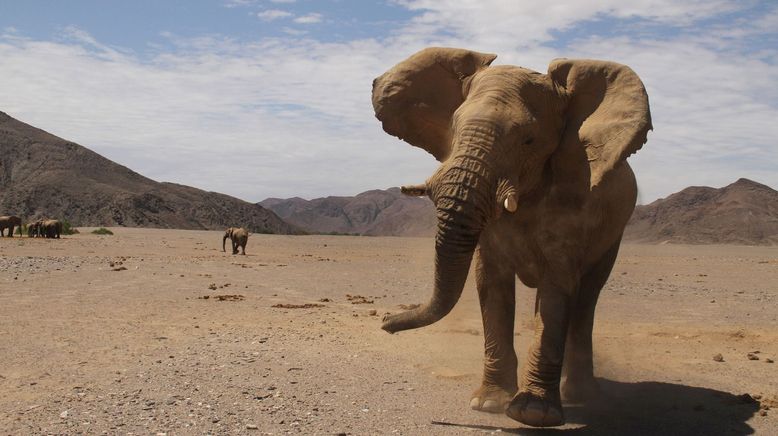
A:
[0,228,776,434]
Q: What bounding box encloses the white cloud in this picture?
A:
[257,9,292,21]
[293,13,323,24]
[282,27,308,36]
[223,0,258,8]
[0,1,775,204]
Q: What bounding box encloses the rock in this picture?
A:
[713,353,724,362]
[60,410,69,418]
[747,353,760,361]
[246,424,258,430]
[368,309,377,316]
[766,358,774,363]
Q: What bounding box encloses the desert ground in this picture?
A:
[0,228,776,435]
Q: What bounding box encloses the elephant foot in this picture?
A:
[506,391,564,427]
[561,376,600,404]
[469,384,516,413]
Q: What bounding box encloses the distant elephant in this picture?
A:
[223,227,248,255]
[41,219,62,239]
[27,219,45,237]
[0,215,22,237]
[372,48,651,427]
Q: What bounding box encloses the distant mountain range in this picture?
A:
[625,178,778,245]
[259,188,436,237]
[3,111,775,244]
[263,179,778,245]
[0,111,297,234]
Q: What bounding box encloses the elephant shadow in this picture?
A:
[434,379,760,435]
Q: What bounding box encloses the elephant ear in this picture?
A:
[372,47,497,162]
[549,59,652,188]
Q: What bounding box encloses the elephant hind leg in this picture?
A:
[561,239,621,404]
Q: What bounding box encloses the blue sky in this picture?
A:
[1,1,776,203]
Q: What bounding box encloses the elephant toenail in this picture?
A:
[469,397,481,410]
[481,399,500,411]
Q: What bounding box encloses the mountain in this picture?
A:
[625,178,778,245]
[0,111,297,233]
[259,188,436,237]
[262,178,778,244]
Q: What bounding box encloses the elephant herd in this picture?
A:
[1,214,248,254]
[0,215,62,239]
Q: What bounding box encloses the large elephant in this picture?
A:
[0,215,22,237]
[41,219,62,239]
[223,227,248,255]
[372,47,651,427]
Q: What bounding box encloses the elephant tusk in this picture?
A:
[503,195,518,213]
[496,178,518,213]
[401,184,427,197]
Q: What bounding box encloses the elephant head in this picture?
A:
[222,227,234,252]
[372,47,651,333]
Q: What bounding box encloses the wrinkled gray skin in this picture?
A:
[372,47,651,427]
[0,215,22,237]
[223,227,248,255]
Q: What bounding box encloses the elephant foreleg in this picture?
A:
[507,277,573,427]
[470,246,518,413]
[561,240,621,403]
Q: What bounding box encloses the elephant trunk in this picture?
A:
[222,231,229,252]
[382,149,494,334]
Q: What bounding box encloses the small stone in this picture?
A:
[747,353,760,361]
[246,424,258,430]
[713,353,724,362]
[766,358,774,363]
[760,410,768,417]
[60,410,69,418]
[368,309,377,316]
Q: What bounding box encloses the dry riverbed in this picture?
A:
[1,228,776,434]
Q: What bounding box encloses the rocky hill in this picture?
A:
[262,179,778,244]
[0,111,297,233]
[259,188,436,237]
[625,178,778,245]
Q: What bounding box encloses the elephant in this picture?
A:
[223,227,248,255]
[371,47,651,427]
[0,215,22,237]
[41,219,62,239]
[26,220,42,238]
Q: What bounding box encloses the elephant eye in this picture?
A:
[523,137,534,145]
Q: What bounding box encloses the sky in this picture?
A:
[1,1,776,204]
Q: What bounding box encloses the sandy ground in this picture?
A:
[0,228,776,435]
